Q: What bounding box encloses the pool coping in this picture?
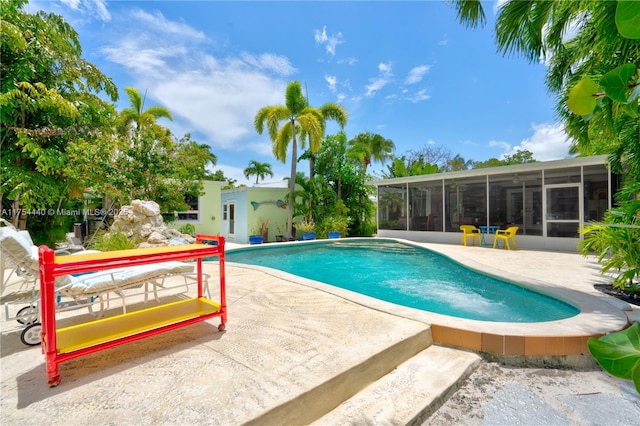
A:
[225,238,632,362]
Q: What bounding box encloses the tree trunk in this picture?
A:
[287,136,297,240]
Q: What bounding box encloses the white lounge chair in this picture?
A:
[1,225,207,345]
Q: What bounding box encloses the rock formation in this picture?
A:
[110,200,196,248]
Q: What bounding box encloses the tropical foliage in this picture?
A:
[348,132,395,173]
[254,81,347,239]
[244,160,274,184]
[1,0,117,233]
[579,182,640,290]
[587,323,640,394]
[1,2,218,243]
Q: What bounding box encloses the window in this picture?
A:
[177,194,199,221]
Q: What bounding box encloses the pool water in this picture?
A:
[225,239,579,322]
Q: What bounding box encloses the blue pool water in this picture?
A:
[225,239,579,322]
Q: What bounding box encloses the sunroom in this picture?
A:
[373,155,621,251]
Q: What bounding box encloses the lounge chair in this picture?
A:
[1,225,206,345]
[460,225,481,246]
[493,226,519,250]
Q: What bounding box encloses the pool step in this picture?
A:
[245,327,434,425]
[313,345,482,425]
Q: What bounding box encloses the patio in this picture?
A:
[1,241,637,424]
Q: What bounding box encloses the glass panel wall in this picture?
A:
[444,177,486,231]
[378,184,408,230]
[583,165,609,221]
[488,172,542,235]
[408,181,443,231]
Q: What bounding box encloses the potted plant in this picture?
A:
[250,218,269,244]
[295,219,316,240]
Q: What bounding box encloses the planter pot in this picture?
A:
[302,232,316,240]
[249,235,263,245]
[328,231,341,239]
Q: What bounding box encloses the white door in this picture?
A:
[544,184,582,237]
[222,202,235,239]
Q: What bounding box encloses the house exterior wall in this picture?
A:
[374,155,619,252]
[169,180,224,235]
[221,187,289,243]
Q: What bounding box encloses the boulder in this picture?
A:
[107,199,193,248]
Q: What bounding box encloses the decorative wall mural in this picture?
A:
[251,200,287,211]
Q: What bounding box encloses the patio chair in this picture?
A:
[1,225,207,345]
[493,226,519,250]
[460,225,481,246]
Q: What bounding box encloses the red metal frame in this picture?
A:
[38,234,226,387]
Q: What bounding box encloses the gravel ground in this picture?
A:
[425,361,640,426]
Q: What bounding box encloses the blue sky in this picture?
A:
[29,0,573,185]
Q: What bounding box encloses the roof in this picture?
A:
[370,155,609,186]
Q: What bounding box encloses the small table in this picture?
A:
[479,226,500,246]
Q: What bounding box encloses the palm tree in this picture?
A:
[254,81,347,239]
[445,154,473,172]
[450,1,639,181]
[347,132,395,174]
[244,160,274,184]
[119,87,173,141]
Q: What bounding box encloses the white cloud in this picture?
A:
[489,140,512,151]
[494,123,573,161]
[405,65,431,84]
[100,10,293,151]
[407,89,431,103]
[60,0,111,22]
[325,75,337,92]
[131,9,204,40]
[314,26,343,56]
[337,57,358,66]
[240,52,297,76]
[365,62,393,98]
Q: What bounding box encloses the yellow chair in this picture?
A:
[493,226,519,250]
[460,225,481,246]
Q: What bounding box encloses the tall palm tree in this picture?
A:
[254,81,347,239]
[347,132,395,174]
[244,160,274,184]
[119,87,173,141]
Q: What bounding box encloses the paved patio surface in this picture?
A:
[1,239,638,424]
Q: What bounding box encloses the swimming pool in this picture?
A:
[225,239,579,322]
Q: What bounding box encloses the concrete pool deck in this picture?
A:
[227,238,634,362]
[1,239,638,424]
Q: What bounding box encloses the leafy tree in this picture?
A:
[314,131,351,200]
[503,149,536,165]
[383,155,440,178]
[444,154,473,172]
[314,132,377,236]
[0,0,117,235]
[244,160,274,184]
[348,132,395,174]
[254,81,347,239]
[472,158,505,169]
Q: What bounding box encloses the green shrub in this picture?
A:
[178,223,196,237]
[89,230,135,251]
